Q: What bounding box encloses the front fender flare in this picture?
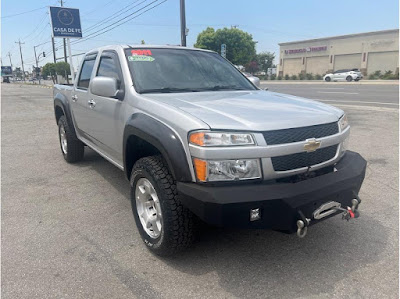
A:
[123,113,193,182]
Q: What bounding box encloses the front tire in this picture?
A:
[325,76,331,82]
[58,115,84,163]
[130,155,196,256]
[346,76,353,82]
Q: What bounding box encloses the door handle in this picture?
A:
[72,95,78,102]
[88,99,96,108]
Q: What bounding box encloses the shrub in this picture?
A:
[305,73,314,80]
[290,75,297,80]
[270,74,276,80]
[315,74,322,80]
[277,75,282,80]
[284,74,289,80]
[298,73,305,80]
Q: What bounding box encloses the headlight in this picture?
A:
[193,158,261,182]
[189,131,255,147]
[339,114,349,131]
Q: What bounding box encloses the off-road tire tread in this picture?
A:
[131,155,196,256]
[58,115,84,163]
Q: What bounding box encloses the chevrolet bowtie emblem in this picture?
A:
[304,138,321,152]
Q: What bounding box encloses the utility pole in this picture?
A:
[51,37,57,63]
[7,52,13,69]
[15,39,25,81]
[180,0,186,47]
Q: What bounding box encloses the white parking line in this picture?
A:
[312,87,345,90]
[317,91,359,94]
[317,99,399,106]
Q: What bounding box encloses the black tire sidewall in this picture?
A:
[325,77,331,82]
[57,115,84,163]
[346,76,352,82]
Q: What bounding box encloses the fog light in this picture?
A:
[250,208,261,221]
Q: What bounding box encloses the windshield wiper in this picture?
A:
[202,85,246,91]
[140,87,200,94]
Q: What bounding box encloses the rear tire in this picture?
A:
[325,76,331,82]
[58,115,84,163]
[130,155,196,256]
[346,76,353,82]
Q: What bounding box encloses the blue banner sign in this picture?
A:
[50,6,82,38]
[1,66,12,76]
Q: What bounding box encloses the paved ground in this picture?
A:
[2,83,399,298]
[261,82,399,105]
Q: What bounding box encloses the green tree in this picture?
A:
[194,27,256,65]
[255,52,275,73]
[42,63,57,82]
[55,62,70,78]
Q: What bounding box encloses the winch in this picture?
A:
[296,194,361,238]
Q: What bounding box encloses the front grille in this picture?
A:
[263,122,339,145]
[271,145,338,171]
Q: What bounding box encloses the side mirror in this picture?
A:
[90,76,120,99]
[248,76,260,88]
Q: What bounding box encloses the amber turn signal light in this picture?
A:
[193,158,207,182]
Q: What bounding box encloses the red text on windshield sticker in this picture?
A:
[131,50,152,56]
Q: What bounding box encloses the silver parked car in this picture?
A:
[323,69,363,82]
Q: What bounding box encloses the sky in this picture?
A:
[1,0,399,71]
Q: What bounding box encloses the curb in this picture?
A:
[17,83,53,89]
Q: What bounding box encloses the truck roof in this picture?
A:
[86,44,216,55]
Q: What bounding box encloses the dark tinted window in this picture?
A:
[96,55,121,88]
[77,59,96,89]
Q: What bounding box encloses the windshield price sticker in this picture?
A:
[128,55,155,62]
[131,49,152,56]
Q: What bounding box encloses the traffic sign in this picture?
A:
[49,6,82,38]
[221,44,226,58]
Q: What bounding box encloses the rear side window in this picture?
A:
[96,55,121,88]
[77,59,96,89]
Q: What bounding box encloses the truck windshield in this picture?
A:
[124,48,256,94]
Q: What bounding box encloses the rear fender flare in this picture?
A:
[54,93,77,138]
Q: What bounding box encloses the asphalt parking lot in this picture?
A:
[2,83,399,298]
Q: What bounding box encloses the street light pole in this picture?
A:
[180,0,186,47]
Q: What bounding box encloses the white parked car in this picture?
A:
[323,69,363,82]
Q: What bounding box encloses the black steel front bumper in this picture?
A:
[177,151,366,233]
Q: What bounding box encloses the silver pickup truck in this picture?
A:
[53,45,366,256]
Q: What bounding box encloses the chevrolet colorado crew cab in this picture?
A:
[53,45,366,256]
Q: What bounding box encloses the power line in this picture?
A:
[83,0,145,34]
[72,0,167,45]
[2,6,47,19]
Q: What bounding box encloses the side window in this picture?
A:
[96,55,122,88]
[77,59,96,89]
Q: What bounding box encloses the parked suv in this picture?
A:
[324,69,363,82]
[53,45,366,256]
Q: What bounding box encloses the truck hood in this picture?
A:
[143,90,344,131]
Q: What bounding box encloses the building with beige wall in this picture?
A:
[277,29,399,77]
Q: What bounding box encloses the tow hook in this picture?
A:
[335,197,361,221]
[296,211,311,238]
